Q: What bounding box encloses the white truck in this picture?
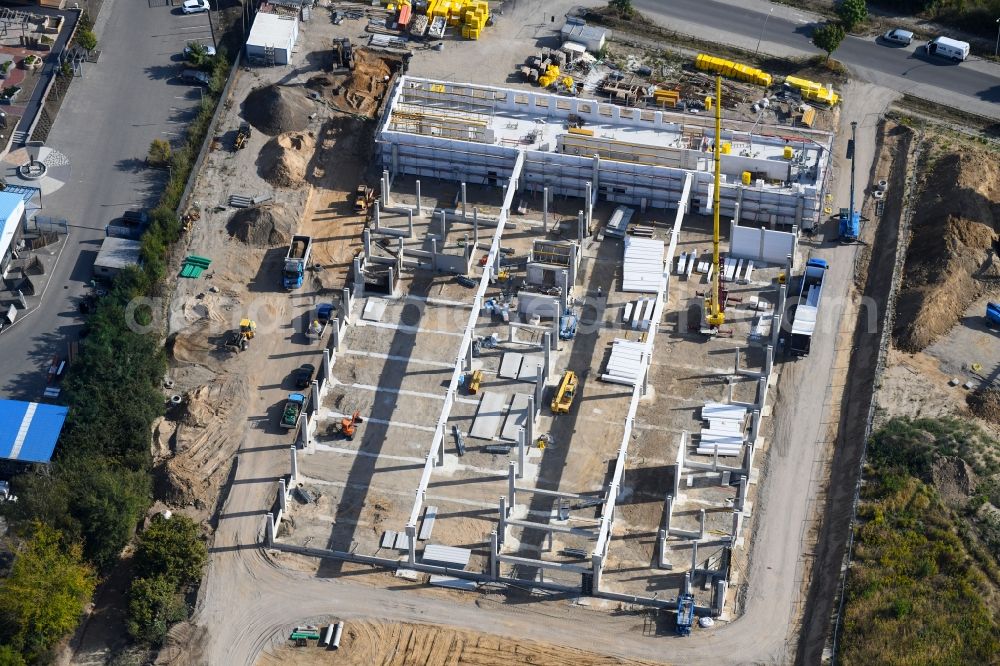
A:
[926,36,970,62]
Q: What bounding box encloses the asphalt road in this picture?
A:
[0,0,213,400]
[630,0,1000,119]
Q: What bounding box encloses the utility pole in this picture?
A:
[754,8,773,57]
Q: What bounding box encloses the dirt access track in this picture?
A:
[144,4,901,665]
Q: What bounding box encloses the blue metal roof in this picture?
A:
[0,400,68,464]
[0,185,40,204]
[0,190,24,221]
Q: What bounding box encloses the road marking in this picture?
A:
[9,402,38,460]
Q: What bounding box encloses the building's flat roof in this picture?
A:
[247,11,297,47]
[0,191,24,261]
[95,236,141,270]
[0,400,68,464]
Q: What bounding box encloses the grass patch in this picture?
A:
[839,417,1000,664]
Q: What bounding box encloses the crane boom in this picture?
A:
[706,76,725,328]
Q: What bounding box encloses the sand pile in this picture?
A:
[243,84,314,136]
[227,204,296,247]
[259,131,316,188]
[893,146,1000,351]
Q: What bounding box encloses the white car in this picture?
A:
[182,0,210,14]
[881,28,913,46]
[184,42,217,58]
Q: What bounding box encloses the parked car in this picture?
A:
[183,42,217,58]
[182,0,210,14]
[880,28,913,46]
[293,363,315,389]
[120,210,148,226]
[180,69,211,85]
[925,35,970,62]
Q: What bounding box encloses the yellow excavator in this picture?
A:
[224,318,256,352]
[703,76,726,332]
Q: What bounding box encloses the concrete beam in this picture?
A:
[498,554,592,575]
[505,518,599,537]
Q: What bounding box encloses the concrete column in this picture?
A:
[732,510,742,540]
[499,495,508,525]
[764,344,774,376]
[714,579,728,616]
[526,395,535,445]
[490,531,499,578]
[382,169,390,206]
[363,229,371,258]
[439,209,447,240]
[290,445,298,483]
[577,210,585,245]
[534,367,544,407]
[278,478,287,513]
[461,182,468,221]
[508,461,516,508]
[641,363,650,397]
[473,208,479,247]
[542,186,549,231]
[341,287,351,322]
[585,181,592,231]
[664,494,673,532]
[736,475,748,512]
[777,282,787,313]
[674,454,682,498]
[734,347,741,375]
[749,408,761,445]
[560,269,569,313]
[517,428,526,479]
[698,509,706,539]
[742,445,754,478]
[657,529,667,569]
[591,154,600,192]
[430,238,438,272]
[465,340,473,371]
[352,256,364,298]
[398,237,405,267]
[322,349,332,383]
[332,322,342,353]
[265,513,275,547]
[373,200,380,232]
[690,540,699,572]
[415,179,422,216]
[569,248,578,287]
[543,332,551,376]
[407,208,413,238]
[387,266,396,298]
[757,376,767,409]
[771,313,782,349]
[591,552,603,592]
[550,318,559,350]
[391,143,398,178]
[406,523,416,564]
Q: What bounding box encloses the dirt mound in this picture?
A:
[243,84,315,136]
[258,131,316,188]
[161,377,250,506]
[968,387,1000,425]
[227,204,296,247]
[893,144,1000,351]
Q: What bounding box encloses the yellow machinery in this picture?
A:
[704,76,726,330]
[550,371,578,414]
[225,318,257,352]
[466,369,483,395]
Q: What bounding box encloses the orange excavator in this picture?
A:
[335,410,364,440]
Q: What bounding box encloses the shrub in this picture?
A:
[77,29,97,52]
[812,23,846,61]
[134,515,207,587]
[837,0,868,31]
[126,576,186,645]
[147,138,171,166]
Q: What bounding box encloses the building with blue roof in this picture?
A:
[0,190,26,277]
[0,399,68,464]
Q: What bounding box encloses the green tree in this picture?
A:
[837,0,868,31]
[147,138,172,167]
[71,460,150,571]
[812,22,846,61]
[126,576,186,645]
[0,645,27,666]
[0,523,96,661]
[134,514,207,587]
[77,29,97,52]
[609,0,634,19]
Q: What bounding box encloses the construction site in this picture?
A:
[146,0,881,662]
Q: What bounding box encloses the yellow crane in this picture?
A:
[704,76,726,329]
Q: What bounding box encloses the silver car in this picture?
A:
[881,28,914,46]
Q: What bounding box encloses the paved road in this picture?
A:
[629,0,1000,119]
[0,0,213,400]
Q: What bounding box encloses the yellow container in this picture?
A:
[742,171,752,185]
[721,142,731,155]
[705,96,713,111]
[783,146,793,159]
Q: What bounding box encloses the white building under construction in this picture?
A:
[376,76,834,229]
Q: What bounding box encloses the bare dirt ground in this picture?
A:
[258,620,663,666]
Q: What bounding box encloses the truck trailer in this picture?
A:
[283,235,312,290]
[787,258,828,356]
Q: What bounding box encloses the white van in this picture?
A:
[926,36,970,62]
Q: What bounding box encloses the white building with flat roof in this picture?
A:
[246,12,298,65]
[376,76,835,229]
